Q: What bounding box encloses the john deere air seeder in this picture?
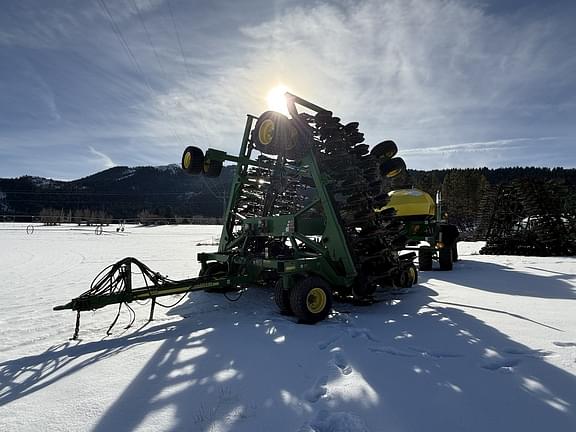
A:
[54,93,416,339]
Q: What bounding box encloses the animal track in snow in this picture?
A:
[304,376,328,403]
[347,327,378,342]
[318,334,341,351]
[332,351,353,375]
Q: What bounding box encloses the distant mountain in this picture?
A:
[0,164,234,221]
[0,164,574,223]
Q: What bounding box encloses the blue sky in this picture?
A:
[0,0,575,179]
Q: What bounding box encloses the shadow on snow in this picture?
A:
[0,259,575,431]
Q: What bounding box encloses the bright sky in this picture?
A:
[1,0,575,179]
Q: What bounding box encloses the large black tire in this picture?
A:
[252,111,298,155]
[202,159,223,177]
[274,279,293,315]
[380,157,406,178]
[452,242,459,262]
[418,246,433,271]
[439,247,453,271]
[182,146,204,175]
[290,276,333,324]
[370,140,398,160]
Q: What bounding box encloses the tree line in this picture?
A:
[388,167,576,239]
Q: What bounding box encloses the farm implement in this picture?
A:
[54,93,417,339]
[380,189,460,271]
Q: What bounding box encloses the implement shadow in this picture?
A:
[0,320,193,407]
[2,279,575,430]
[92,291,318,431]
[93,281,576,431]
[345,283,576,431]
[433,258,576,299]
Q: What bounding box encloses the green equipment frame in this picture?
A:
[54,93,417,338]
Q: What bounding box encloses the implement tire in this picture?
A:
[439,247,453,271]
[452,242,459,262]
[252,111,298,155]
[418,246,433,271]
[290,276,332,324]
[182,146,204,175]
[274,279,293,315]
[371,140,398,160]
[380,157,406,178]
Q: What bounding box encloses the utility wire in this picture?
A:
[131,0,170,78]
[97,0,185,147]
[164,0,228,209]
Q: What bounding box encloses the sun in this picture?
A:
[266,85,290,115]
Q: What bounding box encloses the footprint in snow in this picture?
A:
[553,341,576,348]
[333,351,353,376]
[480,357,520,372]
[318,334,342,351]
[305,376,328,403]
[347,327,378,342]
[303,410,369,432]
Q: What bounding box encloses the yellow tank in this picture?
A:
[379,189,436,217]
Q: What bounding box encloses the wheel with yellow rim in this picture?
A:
[290,276,332,324]
[380,157,406,178]
[394,264,418,288]
[252,111,299,156]
[406,263,418,285]
[181,146,204,175]
[371,140,398,160]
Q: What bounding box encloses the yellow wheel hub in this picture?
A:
[183,151,192,169]
[306,287,327,314]
[258,119,275,145]
[408,267,416,284]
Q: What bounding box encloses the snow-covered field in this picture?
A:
[1,223,575,432]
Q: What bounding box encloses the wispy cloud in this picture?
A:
[402,137,562,155]
[89,146,116,169]
[0,0,574,178]
[144,0,575,169]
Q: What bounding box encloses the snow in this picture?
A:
[154,164,181,175]
[116,168,136,181]
[0,225,575,431]
[28,177,57,188]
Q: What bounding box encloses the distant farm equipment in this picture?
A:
[477,179,576,256]
[380,189,460,271]
[54,93,417,338]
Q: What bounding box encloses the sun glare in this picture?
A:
[266,85,290,115]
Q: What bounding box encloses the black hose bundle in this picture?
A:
[69,257,184,339]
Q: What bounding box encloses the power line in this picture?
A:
[166,0,193,79]
[164,0,228,208]
[97,0,185,147]
[130,0,170,79]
